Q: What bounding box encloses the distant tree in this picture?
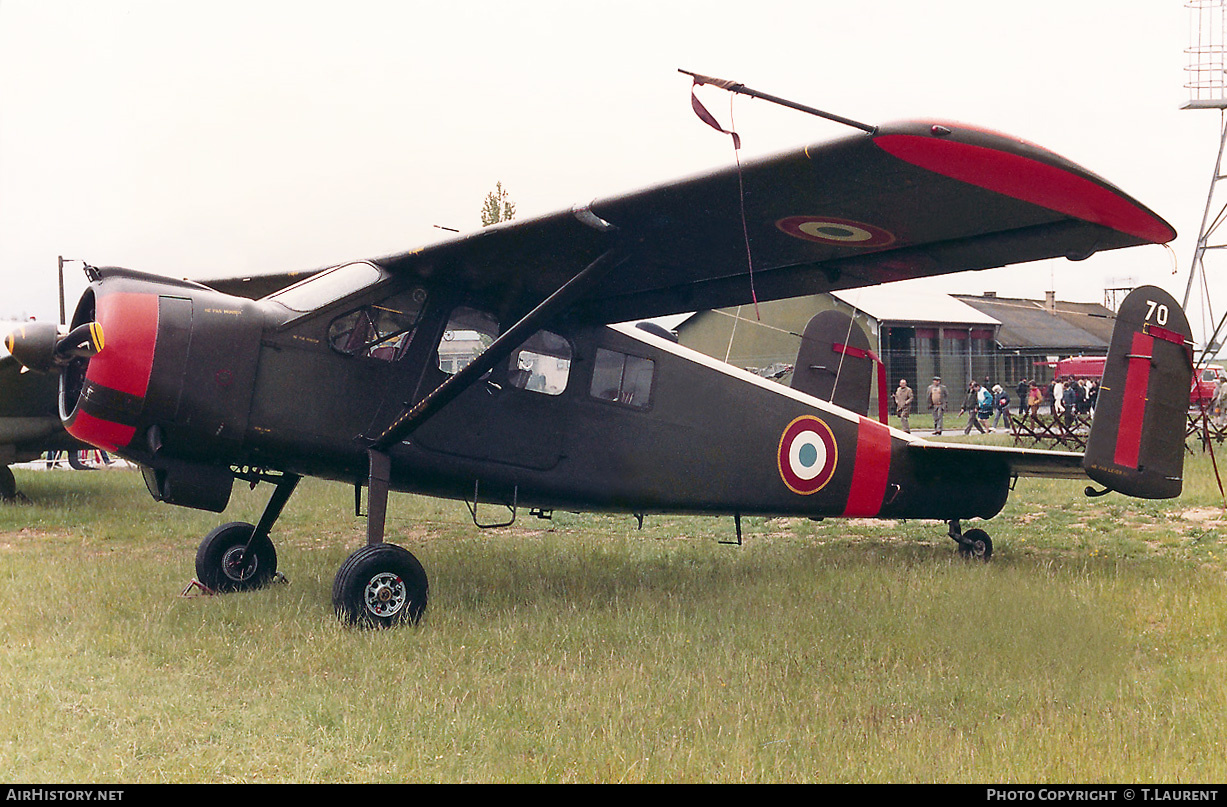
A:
[480,181,516,227]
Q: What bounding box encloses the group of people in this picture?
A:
[890,374,1099,435]
[1047,376,1099,427]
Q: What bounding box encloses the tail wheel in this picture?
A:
[195,521,278,592]
[959,527,993,561]
[333,543,428,628]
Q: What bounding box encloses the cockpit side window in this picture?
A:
[328,287,428,361]
[268,261,384,313]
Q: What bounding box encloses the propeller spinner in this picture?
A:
[5,321,104,373]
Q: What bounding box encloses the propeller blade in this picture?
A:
[55,321,104,360]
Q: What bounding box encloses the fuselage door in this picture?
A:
[412,319,572,471]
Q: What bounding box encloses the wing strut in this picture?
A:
[360,246,629,547]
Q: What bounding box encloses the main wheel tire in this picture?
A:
[332,543,428,628]
[958,527,993,561]
[195,521,278,592]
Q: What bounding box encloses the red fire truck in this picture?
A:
[1051,356,1224,407]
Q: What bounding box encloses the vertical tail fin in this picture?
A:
[1083,286,1193,499]
[791,310,883,419]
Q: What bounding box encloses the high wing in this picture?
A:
[358,119,1173,325]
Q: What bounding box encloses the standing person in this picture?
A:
[961,381,987,434]
[1075,379,1088,415]
[1027,381,1043,421]
[894,378,914,433]
[926,376,948,435]
[991,384,1010,430]
[1062,378,1077,429]
[1052,377,1065,420]
[977,382,995,432]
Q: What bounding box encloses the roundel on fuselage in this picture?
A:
[777,415,838,495]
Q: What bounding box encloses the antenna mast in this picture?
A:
[1184,1,1227,359]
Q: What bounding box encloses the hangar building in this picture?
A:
[672,287,1115,413]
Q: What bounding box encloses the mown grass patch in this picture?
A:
[0,454,1225,782]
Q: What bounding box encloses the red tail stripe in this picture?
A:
[1145,324,1190,348]
[1114,332,1153,469]
[833,343,889,424]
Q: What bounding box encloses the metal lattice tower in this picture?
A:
[1184,1,1227,357]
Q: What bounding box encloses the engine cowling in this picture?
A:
[49,267,267,511]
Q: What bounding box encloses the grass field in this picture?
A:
[1,436,1225,783]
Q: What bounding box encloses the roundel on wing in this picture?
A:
[778,415,838,495]
[776,216,896,248]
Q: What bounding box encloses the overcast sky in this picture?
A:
[1,1,1223,344]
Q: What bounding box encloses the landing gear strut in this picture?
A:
[948,519,993,561]
[330,449,429,627]
[194,472,299,592]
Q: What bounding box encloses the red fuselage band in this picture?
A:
[844,416,891,516]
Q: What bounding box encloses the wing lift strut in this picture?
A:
[358,247,630,546]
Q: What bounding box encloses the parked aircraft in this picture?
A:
[4,118,1190,627]
[0,354,84,500]
[0,274,308,500]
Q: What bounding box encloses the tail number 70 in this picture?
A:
[1145,299,1169,326]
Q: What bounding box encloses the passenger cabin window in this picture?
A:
[438,307,500,375]
[508,331,572,395]
[328,287,427,361]
[589,348,654,408]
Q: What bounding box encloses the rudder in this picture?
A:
[791,310,882,419]
[1083,286,1193,499]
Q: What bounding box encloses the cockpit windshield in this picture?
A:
[266,261,383,312]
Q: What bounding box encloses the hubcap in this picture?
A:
[363,572,407,618]
[221,545,257,582]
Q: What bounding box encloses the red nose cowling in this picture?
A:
[62,291,160,452]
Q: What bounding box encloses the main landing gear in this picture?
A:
[192,468,429,628]
[948,519,993,560]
